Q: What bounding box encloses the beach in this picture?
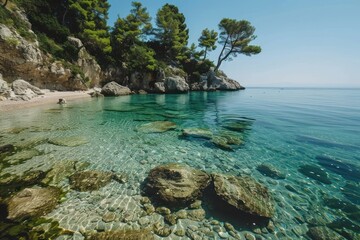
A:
[0,91,91,112]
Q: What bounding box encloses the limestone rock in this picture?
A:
[207,70,244,91]
[182,128,213,139]
[146,163,211,206]
[164,76,189,93]
[212,173,275,218]
[12,79,43,98]
[257,163,286,180]
[67,36,83,48]
[0,75,11,99]
[6,187,61,221]
[137,121,176,133]
[154,82,165,93]
[101,81,132,96]
[69,170,113,191]
[42,160,81,186]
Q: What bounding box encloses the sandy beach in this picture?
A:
[0,91,92,112]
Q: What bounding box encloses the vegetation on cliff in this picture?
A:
[1,0,261,87]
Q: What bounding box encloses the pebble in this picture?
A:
[138,217,150,226]
[174,229,186,237]
[224,222,235,232]
[245,233,256,240]
[95,222,106,231]
[102,212,116,223]
[156,206,171,215]
[189,200,202,209]
[218,231,229,239]
[176,209,187,219]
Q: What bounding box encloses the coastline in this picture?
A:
[0,91,91,112]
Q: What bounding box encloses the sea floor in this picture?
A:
[0,90,359,239]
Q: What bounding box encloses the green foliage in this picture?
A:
[154,4,189,62]
[198,28,218,60]
[215,18,261,72]
[0,5,36,41]
[128,45,157,72]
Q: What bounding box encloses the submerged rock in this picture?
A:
[298,164,332,184]
[85,229,154,240]
[257,163,286,180]
[307,226,344,240]
[146,163,211,206]
[42,160,87,186]
[211,136,234,151]
[101,81,132,96]
[49,136,88,147]
[316,155,360,182]
[181,128,213,139]
[4,149,41,164]
[324,197,360,222]
[221,119,253,132]
[69,170,113,191]
[0,144,15,154]
[341,182,360,205]
[137,121,176,133]
[212,173,275,218]
[6,187,61,221]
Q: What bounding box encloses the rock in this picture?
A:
[6,187,61,221]
[102,212,117,223]
[307,226,344,240]
[67,36,83,48]
[190,80,208,91]
[143,203,155,215]
[146,163,211,206]
[85,230,154,240]
[154,82,165,93]
[138,89,147,94]
[101,81,131,96]
[57,98,66,104]
[137,121,176,133]
[298,164,332,184]
[153,223,172,237]
[112,172,128,183]
[224,222,236,232]
[49,136,88,147]
[69,170,113,191]
[0,76,11,99]
[207,69,244,91]
[0,170,46,197]
[211,136,234,151]
[89,91,104,98]
[316,155,360,182]
[175,209,187,219]
[42,160,80,186]
[0,144,15,154]
[174,229,186,237]
[187,208,206,221]
[164,214,177,225]
[4,149,41,164]
[189,200,202,209]
[182,128,213,139]
[12,79,43,96]
[164,76,189,93]
[257,163,286,180]
[342,182,360,205]
[212,173,275,218]
[324,197,360,222]
[156,207,171,215]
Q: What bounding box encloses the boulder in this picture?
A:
[146,163,211,205]
[212,173,275,218]
[207,70,245,91]
[190,80,208,91]
[101,81,132,96]
[69,170,113,191]
[0,74,11,99]
[12,79,43,99]
[67,36,83,48]
[6,187,61,221]
[137,121,176,133]
[164,76,189,93]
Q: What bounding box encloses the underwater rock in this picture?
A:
[296,135,359,150]
[136,121,176,133]
[181,128,213,139]
[298,164,332,184]
[6,187,61,221]
[69,170,113,191]
[307,226,343,240]
[187,208,206,221]
[112,172,128,183]
[49,136,88,147]
[212,173,275,218]
[316,155,360,182]
[153,222,172,237]
[0,144,14,154]
[85,229,154,240]
[146,163,211,206]
[221,119,253,132]
[324,197,360,222]
[341,182,360,205]
[0,170,46,197]
[42,160,85,186]
[14,136,48,149]
[257,163,286,180]
[211,136,234,151]
[4,149,41,164]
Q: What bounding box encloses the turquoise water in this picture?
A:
[0,88,359,239]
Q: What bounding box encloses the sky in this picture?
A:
[108,0,360,88]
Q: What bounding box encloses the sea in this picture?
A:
[0,88,359,239]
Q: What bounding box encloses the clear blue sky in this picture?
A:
[108,0,360,88]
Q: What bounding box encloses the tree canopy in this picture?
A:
[198,28,218,61]
[215,18,261,72]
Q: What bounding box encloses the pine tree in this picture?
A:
[198,28,218,61]
[155,4,189,63]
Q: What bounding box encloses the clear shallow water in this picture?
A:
[0,88,359,239]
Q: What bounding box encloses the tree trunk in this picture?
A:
[3,0,9,7]
[202,47,208,61]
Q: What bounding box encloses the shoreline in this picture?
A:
[0,91,91,112]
